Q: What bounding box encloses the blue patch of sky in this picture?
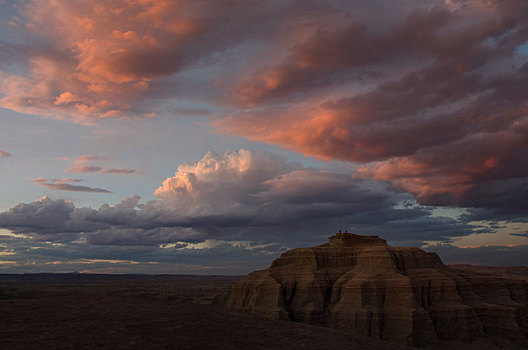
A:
[517,41,528,56]
[431,207,464,220]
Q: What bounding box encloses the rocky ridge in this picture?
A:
[219,233,528,348]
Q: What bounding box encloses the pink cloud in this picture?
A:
[76,155,106,161]
[31,178,84,184]
[37,183,111,193]
[0,0,222,122]
[0,0,368,122]
[0,150,12,157]
[100,168,136,174]
[66,155,135,174]
[67,166,104,174]
[30,178,111,193]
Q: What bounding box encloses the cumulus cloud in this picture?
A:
[0,149,477,247]
[2,148,526,271]
[154,149,302,215]
[30,178,111,193]
[0,196,84,241]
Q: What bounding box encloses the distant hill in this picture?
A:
[449,264,528,278]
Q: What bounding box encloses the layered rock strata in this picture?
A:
[221,233,528,347]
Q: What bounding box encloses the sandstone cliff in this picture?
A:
[221,233,528,348]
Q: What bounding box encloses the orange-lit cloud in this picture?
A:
[0,0,365,122]
[0,150,12,157]
[219,0,528,206]
[0,0,220,122]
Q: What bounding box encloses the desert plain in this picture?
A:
[0,270,526,349]
[0,274,418,350]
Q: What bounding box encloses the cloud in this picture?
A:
[171,106,212,117]
[31,177,83,184]
[0,149,477,247]
[153,149,302,215]
[0,233,287,274]
[0,150,12,157]
[66,155,135,174]
[3,148,526,271]
[217,0,528,209]
[0,0,320,122]
[36,183,111,193]
[100,168,135,174]
[75,155,107,162]
[511,232,528,238]
[30,178,111,193]
[2,0,526,215]
[0,0,199,122]
[0,0,526,268]
[0,196,79,236]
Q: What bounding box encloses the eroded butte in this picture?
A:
[218,233,528,348]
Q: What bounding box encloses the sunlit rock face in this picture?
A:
[222,233,528,347]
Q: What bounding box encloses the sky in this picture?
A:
[0,0,527,274]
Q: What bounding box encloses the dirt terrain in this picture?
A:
[0,274,413,350]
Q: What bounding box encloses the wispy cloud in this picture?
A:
[66,155,135,174]
[31,177,83,184]
[30,178,111,193]
[0,150,12,157]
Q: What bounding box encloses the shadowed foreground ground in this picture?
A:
[0,274,413,350]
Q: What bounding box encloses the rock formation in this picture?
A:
[220,233,528,348]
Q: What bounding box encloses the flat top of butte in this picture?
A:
[326,232,387,247]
